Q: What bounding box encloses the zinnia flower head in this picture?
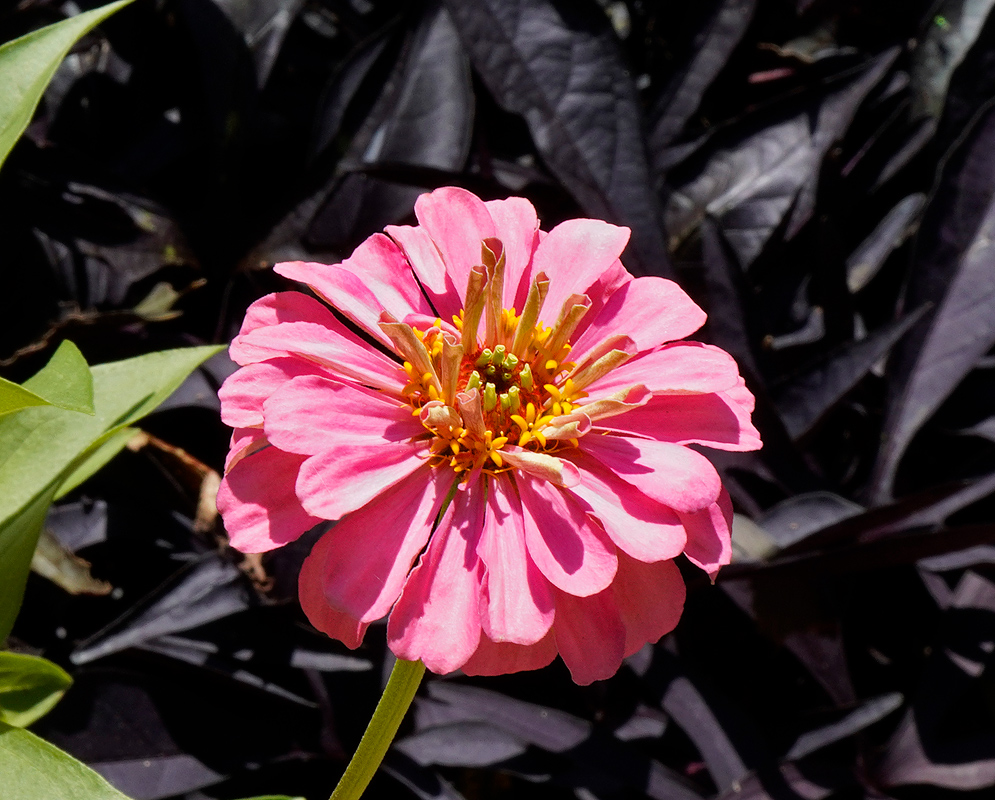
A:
[218,187,761,685]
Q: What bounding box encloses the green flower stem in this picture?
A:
[329,657,426,800]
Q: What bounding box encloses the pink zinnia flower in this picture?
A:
[218,187,760,685]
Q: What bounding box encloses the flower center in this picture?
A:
[381,238,601,480]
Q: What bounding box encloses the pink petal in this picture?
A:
[530,219,630,324]
[612,555,686,657]
[387,489,484,673]
[414,187,496,304]
[596,390,762,451]
[217,443,320,553]
[460,631,558,677]
[585,342,741,397]
[579,434,721,514]
[476,476,554,645]
[517,474,618,597]
[571,277,707,361]
[386,224,461,318]
[275,234,434,347]
[299,531,368,648]
[225,427,267,472]
[263,375,422,455]
[483,196,539,309]
[231,306,406,394]
[219,358,328,428]
[680,489,734,578]
[234,291,321,338]
[552,588,626,685]
[563,450,687,563]
[315,466,452,623]
[297,440,430,521]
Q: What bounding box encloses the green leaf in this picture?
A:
[0,652,72,728]
[54,427,138,501]
[0,721,130,800]
[0,345,223,641]
[0,0,134,170]
[0,342,94,418]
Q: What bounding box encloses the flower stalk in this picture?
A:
[329,657,426,800]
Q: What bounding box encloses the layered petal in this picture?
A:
[230,293,406,394]
[680,489,734,578]
[388,490,484,673]
[315,467,451,623]
[299,529,368,649]
[219,358,328,429]
[579,434,721,514]
[263,375,422,455]
[477,476,555,645]
[461,631,558,677]
[595,390,762,451]
[517,474,618,597]
[385,223,459,317]
[414,187,496,305]
[564,450,687,563]
[275,233,433,347]
[553,588,626,685]
[571,276,707,361]
[530,219,630,321]
[612,555,686,657]
[585,341,741,398]
[217,442,320,553]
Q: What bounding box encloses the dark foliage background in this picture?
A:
[4,0,995,797]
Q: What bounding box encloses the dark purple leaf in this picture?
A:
[846,194,926,292]
[661,677,750,791]
[47,499,109,552]
[869,105,995,501]
[211,0,307,86]
[909,0,995,120]
[774,304,929,438]
[71,554,253,665]
[396,720,528,767]
[647,0,756,156]
[308,1,473,250]
[757,492,864,551]
[442,0,671,277]
[382,752,468,800]
[666,52,896,267]
[94,754,226,800]
[786,692,903,759]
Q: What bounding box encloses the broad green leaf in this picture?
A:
[54,427,138,501]
[0,345,223,641]
[0,721,129,800]
[0,342,94,417]
[0,652,72,728]
[0,0,134,170]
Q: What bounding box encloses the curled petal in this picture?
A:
[517,475,617,597]
[500,449,580,487]
[680,489,734,579]
[484,196,540,309]
[386,223,459,317]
